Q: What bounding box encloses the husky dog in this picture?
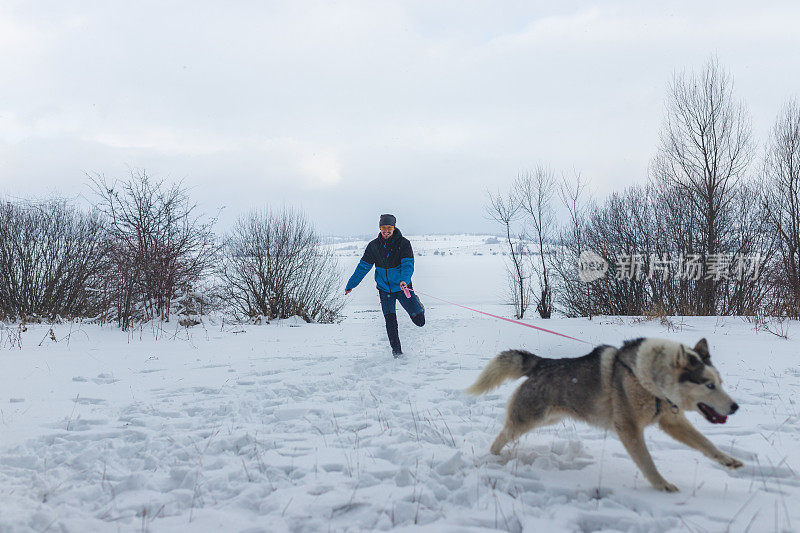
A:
[466,338,742,491]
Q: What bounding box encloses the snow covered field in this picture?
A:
[1,237,798,531]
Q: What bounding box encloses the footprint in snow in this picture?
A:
[73,397,106,405]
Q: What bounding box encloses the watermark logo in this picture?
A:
[578,252,763,283]
[577,251,609,282]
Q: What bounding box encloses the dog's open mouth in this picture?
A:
[698,403,727,424]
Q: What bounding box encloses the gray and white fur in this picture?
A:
[467,338,742,492]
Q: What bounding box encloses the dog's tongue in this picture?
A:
[700,403,728,424]
[712,411,728,424]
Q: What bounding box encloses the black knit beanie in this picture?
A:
[379,214,396,226]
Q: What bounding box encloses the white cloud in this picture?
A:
[1,1,800,234]
[297,149,342,188]
[0,7,40,52]
[260,138,342,189]
[93,129,233,156]
[486,3,800,50]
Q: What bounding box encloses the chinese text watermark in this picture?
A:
[578,252,763,282]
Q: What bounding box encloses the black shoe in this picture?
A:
[392,347,403,357]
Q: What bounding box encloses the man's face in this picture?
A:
[380,225,395,239]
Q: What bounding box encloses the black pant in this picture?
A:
[380,290,425,351]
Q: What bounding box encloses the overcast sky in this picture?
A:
[1,1,799,236]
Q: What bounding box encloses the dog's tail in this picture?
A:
[465,349,541,395]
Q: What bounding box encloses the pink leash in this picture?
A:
[402,286,591,345]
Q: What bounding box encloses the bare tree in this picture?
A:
[486,190,530,318]
[651,57,754,315]
[513,167,556,318]
[91,171,217,329]
[0,199,107,321]
[551,174,593,317]
[219,208,344,323]
[764,99,800,317]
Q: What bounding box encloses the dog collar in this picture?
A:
[655,397,680,417]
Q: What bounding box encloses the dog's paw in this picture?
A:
[717,455,744,469]
[653,480,679,492]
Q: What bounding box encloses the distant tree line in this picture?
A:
[489,58,800,319]
[0,171,343,328]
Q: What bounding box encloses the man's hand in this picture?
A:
[345,289,352,295]
[399,281,408,290]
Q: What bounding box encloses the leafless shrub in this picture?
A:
[632,303,680,331]
[582,184,655,316]
[91,170,217,330]
[0,323,24,350]
[0,198,108,321]
[219,208,344,323]
[747,312,791,340]
[718,183,776,315]
[555,177,772,318]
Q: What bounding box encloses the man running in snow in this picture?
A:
[345,214,425,356]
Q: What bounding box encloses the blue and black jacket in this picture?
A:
[346,228,414,293]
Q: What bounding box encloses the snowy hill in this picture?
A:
[332,234,507,257]
[0,238,798,531]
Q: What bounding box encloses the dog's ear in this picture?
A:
[693,338,710,364]
[674,345,688,368]
[674,345,703,369]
